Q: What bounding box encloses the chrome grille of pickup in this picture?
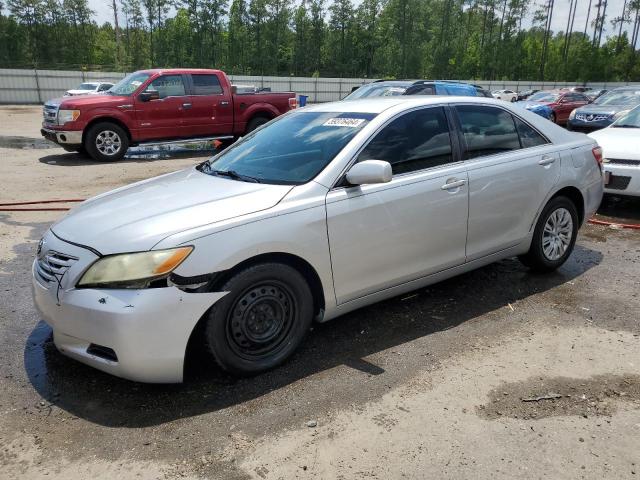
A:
[43,103,59,125]
[35,251,78,284]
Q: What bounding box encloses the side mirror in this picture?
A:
[345,160,392,186]
[139,91,160,102]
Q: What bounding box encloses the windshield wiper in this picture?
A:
[212,169,261,183]
[613,124,640,128]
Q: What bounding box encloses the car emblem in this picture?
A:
[37,238,45,257]
[586,114,594,121]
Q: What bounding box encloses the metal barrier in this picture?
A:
[0,68,638,105]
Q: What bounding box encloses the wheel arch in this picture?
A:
[550,186,585,225]
[183,252,326,372]
[82,116,132,146]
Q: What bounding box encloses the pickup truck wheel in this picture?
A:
[245,116,270,134]
[85,122,129,162]
[203,262,313,375]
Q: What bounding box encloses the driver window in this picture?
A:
[356,107,454,175]
[144,75,186,99]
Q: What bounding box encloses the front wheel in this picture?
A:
[519,196,579,272]
[203,263,314,375]
[550,112,557,124]
[84,122,129,162]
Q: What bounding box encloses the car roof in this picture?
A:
[138,68,224,75]
[304,95,519,114]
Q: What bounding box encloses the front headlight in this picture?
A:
[58,109,81,124]
[77,246,193,288]
[569,109,577,120]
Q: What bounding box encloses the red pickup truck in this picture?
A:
[41,68,297,161]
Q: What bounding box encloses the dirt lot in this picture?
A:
[1,107,639,480]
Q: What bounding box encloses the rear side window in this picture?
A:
[357,107,453,175]
[455,105,520,159]
[191,74,223,95]
[514,117,548,148]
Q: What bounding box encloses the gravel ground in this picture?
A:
[1,107,639,480]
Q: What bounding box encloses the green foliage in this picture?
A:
[0,0,638,80]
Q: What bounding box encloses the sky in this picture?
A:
[90,0,633,40]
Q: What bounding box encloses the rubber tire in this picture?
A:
[203,263,314,375]
[84,122,129,162]
[550,112,557,124]
[245,116,270,134]
[518,196,579,273]
[510,97,516,102]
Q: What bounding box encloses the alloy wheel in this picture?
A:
[95,130,122,156]
[542,207,573,261]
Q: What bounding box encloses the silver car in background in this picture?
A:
[32,97,604,383]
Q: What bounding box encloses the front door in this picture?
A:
[453,104,561,260]
[326,106,469,305]
[135,74,189,140]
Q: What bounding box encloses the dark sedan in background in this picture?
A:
[567,87,640,132]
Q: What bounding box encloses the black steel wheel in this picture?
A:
[203,262,314,375]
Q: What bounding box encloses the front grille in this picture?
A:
[43,103,59,125]
[35,251,78,284]
[575,113,609,122]
[607,158,640,166]
[606,175,632,190]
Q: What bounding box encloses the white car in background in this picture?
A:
[492,89,518,102]
[588,105,640,197]
[64,82,114,96]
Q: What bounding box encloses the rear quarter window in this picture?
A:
[455,105,521,159]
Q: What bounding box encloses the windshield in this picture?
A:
[343,83,409,100]
[108,72,151,96]
[594,90,640,106]
[612,106,640,128]
[77,83,98,90]
[202,111,376,184]
[528,92,559,102]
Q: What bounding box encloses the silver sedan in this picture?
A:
[32,97,604,382]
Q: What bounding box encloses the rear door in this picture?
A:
[454,104,561,260]
[186,73,234,136]
[135,74,189,140]
[326,106,469,304]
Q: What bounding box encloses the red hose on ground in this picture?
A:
[588,218,640,230]
[0,199,84,212]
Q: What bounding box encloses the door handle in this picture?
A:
[441,178,466,190]
[219,101,230,106]
[538,155,556,166]
[182,102,192,109]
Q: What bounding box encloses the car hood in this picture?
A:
[53,94,131,109]
[51,167,294,254]
[575,104,628,116]
[588,128,640,160]
[65,89,95,95]
[517,101,551,110]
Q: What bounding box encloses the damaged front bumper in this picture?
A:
[41,127,83,146]
[31,230,226,383]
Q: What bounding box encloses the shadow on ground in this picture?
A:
[596,194,640,223]
[24,241,603,429]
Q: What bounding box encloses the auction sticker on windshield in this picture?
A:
[323,118,366,127]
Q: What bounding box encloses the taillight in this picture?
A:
[592,146,603,170]
[288,97,298,109]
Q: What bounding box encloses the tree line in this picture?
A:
[1,0,639,82]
